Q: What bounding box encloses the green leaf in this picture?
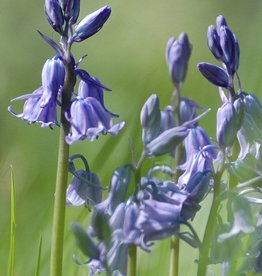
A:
[8,166,16,276]
[35,236,42,276]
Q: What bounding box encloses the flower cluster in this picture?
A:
[9,0,124,143]
[67,14,262,276]
[68,31,218,275]
[197,15,262,274]
[12,2,262,274]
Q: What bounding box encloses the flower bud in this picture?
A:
[179,97,198,124]
[146,126,188,156]
[207,25,223,61]
[219,26,239,75]
[166,32,191,87]
[216,15,228,30]
[198,62,229,88]
[233,97,244,130]
[216,101,239,148]
[71,223,100,258]
[140,94,161,144]
[160,105,175,132]
[243,93,262,129]
[45,0,64,33]
[63,0,80,24]
[71,6,111,43]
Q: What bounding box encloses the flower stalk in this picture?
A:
[50,62,75,276]
[197,170,223,276]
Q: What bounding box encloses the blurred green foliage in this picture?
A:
[1,0,262,275]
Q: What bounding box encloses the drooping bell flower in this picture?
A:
[65,96,124,143]
[41,56,65,107]
[8,87,59,127]
[66,170,102,206]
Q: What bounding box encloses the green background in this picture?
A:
[1,0,262,275]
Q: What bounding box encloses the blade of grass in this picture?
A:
[8,166,16,276]
[35,236,43,276]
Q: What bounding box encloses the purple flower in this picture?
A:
[41,56,65,107]
[45,0,64,33]
[65,96,124,144]
[71,6,111,43]
[166,32,191,87]
[9,87,59,127]
[9,56,65,127]
[66,170,102,206]
[78,79,116,116]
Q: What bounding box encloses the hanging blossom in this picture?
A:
[8,0,124,143]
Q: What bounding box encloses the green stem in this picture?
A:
[50,62,75,276]
[197,172,222,276]
[169,236,180,276]
[128,153,145,276]
[128,244,137,276]
[169,85,182,276]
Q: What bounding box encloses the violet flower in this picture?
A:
[9,56,65,127]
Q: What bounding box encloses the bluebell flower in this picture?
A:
[66,170,102,206]
[179,126,215,171]
[41,56,65,107]
[9,56,65,127]
[9,87,59,127]
[135,199,182,243]
[166,32,191,87]
[178,146,214,189]
[65,79,124,144]
[65,96,124,143]
[45,0,64,33]
[71,6,111,43]
[78,79,116,116]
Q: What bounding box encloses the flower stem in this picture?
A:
[169,236,180,276]
[128,154,145,276]
[128,244,137,276]
[50,62,75,276]
[169,85,182,276]
[197,172,222,276]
